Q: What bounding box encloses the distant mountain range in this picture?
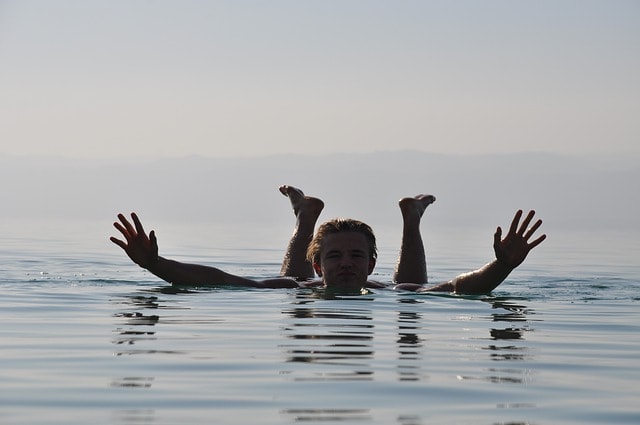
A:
[1,151,638,232]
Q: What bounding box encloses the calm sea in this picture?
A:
[1,218,639,425]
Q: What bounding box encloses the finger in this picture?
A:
[518,210,535,235]
[528,234,547,249]
[524,219,543,240]
[110,236,127,250]
[508,210,522,235]
[113,221,129,239]
[494,226,502,246]
[131,212,146,237]
[150,230,158,249]
[118,213,136,236]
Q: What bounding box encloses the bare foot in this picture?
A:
[279,185,324,219]
[399,194,436,221]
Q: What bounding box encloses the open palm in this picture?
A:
[494,210,546,269]
[110,212,159,269]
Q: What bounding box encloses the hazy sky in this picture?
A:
[1,1,638,158]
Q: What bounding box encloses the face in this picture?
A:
[313,231,376,292]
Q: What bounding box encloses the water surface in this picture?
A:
[1,219,638,424]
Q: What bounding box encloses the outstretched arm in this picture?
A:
[398,210,546,295]
[110,213,299,289]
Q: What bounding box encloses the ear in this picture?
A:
[368,259,376,275]
[313,262,323,277]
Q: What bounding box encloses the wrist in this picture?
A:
[142,255,160,271]
[494,257,515,271]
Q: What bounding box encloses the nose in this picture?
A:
[339,255,354,268]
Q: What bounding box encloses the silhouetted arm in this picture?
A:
[110,212,299,288]
[396,210,546,295]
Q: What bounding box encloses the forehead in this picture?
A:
[320,232,369,254]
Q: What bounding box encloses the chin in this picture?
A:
[325,286,366,295]
[326,280,366,294]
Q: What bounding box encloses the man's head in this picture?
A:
[307,218,377,291]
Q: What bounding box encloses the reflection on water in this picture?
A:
[281,408,372,422]
[485,299,534,363]
[111,294,162,390]
[457,298,536,388]
[110,377,154,388]
[396,298,426,382]
[112,295,162,354]
[114,311,160,327]
[106,288,540,424]
[278,293,434,423]
[280,292,375,381]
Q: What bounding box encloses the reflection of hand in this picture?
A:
[494,210,546,269]
[110,212,159,270]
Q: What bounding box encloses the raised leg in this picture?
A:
[279,185,324,280]
[393,194,436,284]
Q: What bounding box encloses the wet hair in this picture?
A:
[306,218,378,264]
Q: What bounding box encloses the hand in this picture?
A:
[110,212,159,269]
[494,210,546,269]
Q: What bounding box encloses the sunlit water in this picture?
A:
[1,219,639,425]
